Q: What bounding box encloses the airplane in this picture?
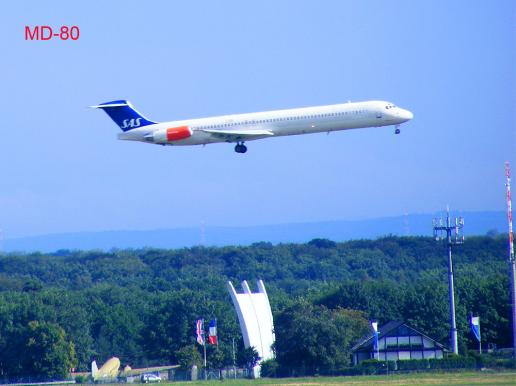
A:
[91,357,120,381]
[91,100,413,153]
[90,357,174,382]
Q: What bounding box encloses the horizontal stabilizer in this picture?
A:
[90,102,130,109]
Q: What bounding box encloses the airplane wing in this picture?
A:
[199,128,274,142]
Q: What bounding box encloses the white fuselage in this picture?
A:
[118,100,413,146]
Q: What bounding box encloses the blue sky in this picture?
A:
[0,0,514,238]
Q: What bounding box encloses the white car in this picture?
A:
[141,374,161,383]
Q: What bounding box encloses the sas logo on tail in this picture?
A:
[121,118,142,129]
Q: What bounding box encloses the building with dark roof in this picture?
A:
[351,321,448,365]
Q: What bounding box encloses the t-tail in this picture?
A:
[91,360,98,379]
[91,100,157,131]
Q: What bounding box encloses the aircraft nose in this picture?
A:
[400,109,413,121]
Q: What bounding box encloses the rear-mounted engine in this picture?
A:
[166,126,192,141]
[152,126,192,143]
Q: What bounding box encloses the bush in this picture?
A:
[75,375,86,384]
[396,359,429,371]
[357,359,379,374]
[469,351,516,369]
[428,356,476,369]
[356,359,395,375]
[354,357,477,374]
[495,358,516,369]
[260,359,279,378]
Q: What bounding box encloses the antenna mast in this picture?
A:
[505,161,516,357]
[433,208,464,355]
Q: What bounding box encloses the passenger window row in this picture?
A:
[198,110,365,129]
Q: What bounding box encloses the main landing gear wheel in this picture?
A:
[234,142,247,153]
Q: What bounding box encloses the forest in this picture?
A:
[0,235,511,378]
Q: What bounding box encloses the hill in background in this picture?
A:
[2,211,505,252]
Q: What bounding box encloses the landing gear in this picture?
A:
[234,142,247,153]
[395,125,401,135]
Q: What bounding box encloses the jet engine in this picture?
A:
[152,126,192,143]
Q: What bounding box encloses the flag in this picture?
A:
[195,319,204,345]
[208,319,218,345]
[370,321,379,351]
[470,315,481,343]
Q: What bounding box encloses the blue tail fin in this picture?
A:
[91,100,157,131]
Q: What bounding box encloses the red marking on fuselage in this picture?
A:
[166,126,191,141]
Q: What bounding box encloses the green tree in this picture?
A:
[206,346,225,369]
[274,302,369,374]
[176,345,202,370]
[24,321,77,379]
[237,346,260,369]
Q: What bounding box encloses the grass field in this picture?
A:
[167,371,516,386]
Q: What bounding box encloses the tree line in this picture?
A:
[0,235,511,378]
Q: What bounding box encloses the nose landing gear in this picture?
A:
[395,125,401,135]
[235,142,247,153]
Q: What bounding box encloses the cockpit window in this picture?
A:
[385,104,397,109]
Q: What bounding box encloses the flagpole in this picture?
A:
[479,328,482,355]
[377,336,379,361]
[232,337,236,379]
[203,319,207,380]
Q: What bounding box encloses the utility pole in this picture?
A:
[505,162,516,358]
[433,208,464,355]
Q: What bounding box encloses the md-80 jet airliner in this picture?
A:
[92,100,413,153]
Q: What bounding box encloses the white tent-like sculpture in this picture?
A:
[227,280,275,377]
